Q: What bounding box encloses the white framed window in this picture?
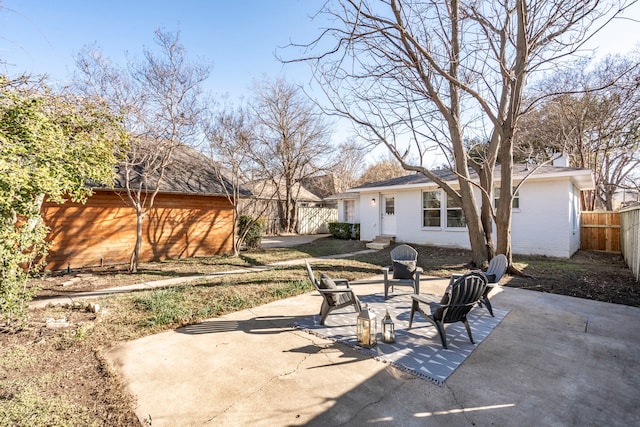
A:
[344,200,355,223]
[422,191,441,227]
[446,193,466,228]
[384,196,395,215]
[494,187,520,210]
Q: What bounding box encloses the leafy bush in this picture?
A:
[328,222,360,240]
[238,215,266,249]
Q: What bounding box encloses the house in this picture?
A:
[41,144,249,271]
[333,157,595,258]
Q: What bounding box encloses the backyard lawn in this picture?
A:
[1,237,638,425]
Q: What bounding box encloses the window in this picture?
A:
[344,200,355,223]
[384,196,395,215]
[422,191,441,227]
[446,193,466,228]
[494,187,520,209]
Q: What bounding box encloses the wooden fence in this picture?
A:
[297,207,338,234]
[620,206,640,281]
[580,211,621,252]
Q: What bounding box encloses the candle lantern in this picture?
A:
[356,304,377,348]
[381,309,395,343]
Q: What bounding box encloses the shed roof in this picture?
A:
[94,143,251,197]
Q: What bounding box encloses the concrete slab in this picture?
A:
[105,277,640,426]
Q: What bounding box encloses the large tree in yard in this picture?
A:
[0,76,124,330]
[287,0,634,267]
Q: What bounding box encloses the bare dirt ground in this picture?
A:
[1,242,638,425]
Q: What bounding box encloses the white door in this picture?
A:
[381,195,396,235]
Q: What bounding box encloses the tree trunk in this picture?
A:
[496,139,514,264]
[129,209,145,273]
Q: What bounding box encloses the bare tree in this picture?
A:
[248,77,333,233]
[330,138,368,193]
[357,154,412,186]
[75,29,210,272]
[204,105,266,255]
[286,0,632,267]
[516,53,640,210]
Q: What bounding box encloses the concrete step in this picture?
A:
[366,235,395,249]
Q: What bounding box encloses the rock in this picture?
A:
[45,318,71,329]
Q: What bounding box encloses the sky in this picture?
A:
[1,0,639,149]
[0,0,325,100]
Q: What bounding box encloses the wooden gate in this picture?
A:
[581,211,621,252]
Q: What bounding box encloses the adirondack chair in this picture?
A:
[305,260,362,325]
[479,254,508,316]
[408,272,487,349]
[449,254,508,317]
[382,244,423,299]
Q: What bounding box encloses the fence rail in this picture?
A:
[580,211,621,252]
[620,206,640,282]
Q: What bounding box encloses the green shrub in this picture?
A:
[328,222,359,240]
[238,215,266,249]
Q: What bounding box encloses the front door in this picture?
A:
[381,195,396,236]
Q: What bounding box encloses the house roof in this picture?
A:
[95,143,251,197]
[246,179,322,202]
[324,191,360,201]
[349,163,595,192]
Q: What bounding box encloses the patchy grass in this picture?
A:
[2,237,638,425]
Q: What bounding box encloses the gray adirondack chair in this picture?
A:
[382,244,423,299]
[409,272,488,349]
[480,254,508,316]
[449,254,508,317]
[305,260,362,325]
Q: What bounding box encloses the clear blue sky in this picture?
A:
[1,0,639,152]
[0,0,325,101]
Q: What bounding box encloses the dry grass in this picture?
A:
[1,237,637,425]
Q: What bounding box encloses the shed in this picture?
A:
[41,144,248,270]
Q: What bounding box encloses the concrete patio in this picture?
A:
[104,275,640,426]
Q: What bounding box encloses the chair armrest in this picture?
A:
[382,266,391,281]
[333,278,350,287]
[317,288,355,294]
[428,301,443,315]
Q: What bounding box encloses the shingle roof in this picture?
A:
[246,179,322,202]
[96,143,252,197]
[350,163,594,191]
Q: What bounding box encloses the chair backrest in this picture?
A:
[305,260,320,289]
[390,244,418,262]
[486,254,508,282]
[442,272,487,323]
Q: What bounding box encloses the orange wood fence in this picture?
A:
[580,211,621,252]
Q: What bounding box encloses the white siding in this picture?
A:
[508,180,574,257]
[355,176,581,258]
